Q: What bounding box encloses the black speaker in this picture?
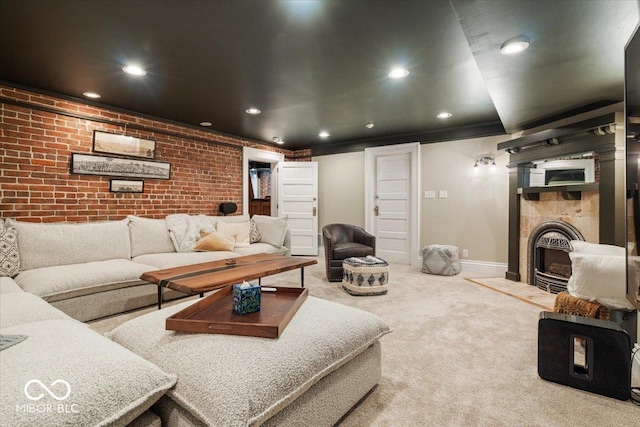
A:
[218,202,237,215]
[538,312,631,400]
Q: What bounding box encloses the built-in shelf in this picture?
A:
[517,183,599,201]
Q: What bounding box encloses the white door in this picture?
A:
[278,162,318,256]
[365,143,420,265]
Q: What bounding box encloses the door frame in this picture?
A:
[242,147,285,216]
[364,142,420,266]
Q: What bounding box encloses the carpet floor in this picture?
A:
[89,257,639,426]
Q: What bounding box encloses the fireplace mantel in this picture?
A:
[518,183,599,201]
[502,112,626,282]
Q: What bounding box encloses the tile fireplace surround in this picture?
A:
[519,191,599,284]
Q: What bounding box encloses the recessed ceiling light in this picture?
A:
[246,108,261,115]
[83,92,101,99]
[388,68,410,79]
[200,121,212,127]
[437,112,452,119]
[122,65,147,76]
[365,122,375,129]
[500,36,530,55]
[318,131,330,138]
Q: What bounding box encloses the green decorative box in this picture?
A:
[232,283,261,315]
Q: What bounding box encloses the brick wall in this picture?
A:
[0,85,307,222]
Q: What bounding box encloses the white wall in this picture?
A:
[420,135,511,264]
[313,134,511,264]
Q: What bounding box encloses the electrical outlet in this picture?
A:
[424,190,436,199]
[462,249,469,258]
[439,190,448,199]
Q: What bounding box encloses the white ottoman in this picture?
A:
[342,256,389,296]
[422,245,461,276]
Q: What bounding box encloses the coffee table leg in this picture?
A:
[158,287,162,310]
[200,292,204,298]
[301,267,305,288]
[258,277,261,286]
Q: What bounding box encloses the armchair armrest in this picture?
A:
[353,227,376,253]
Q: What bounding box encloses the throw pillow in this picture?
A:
[0,223,20,278]
[193,230,235,252]
[567,252,634,310]
[216,221,251,247]
[249,220,262,243]
[251,215,288,248]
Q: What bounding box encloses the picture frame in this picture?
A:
[93,130,156,159]
[71,153,171,180]
[110,179,144,193]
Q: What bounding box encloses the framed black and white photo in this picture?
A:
[93,130,156,159]
[110,179,144,193]
[71,153,171,180]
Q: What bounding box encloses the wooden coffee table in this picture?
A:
[140,253,317,309]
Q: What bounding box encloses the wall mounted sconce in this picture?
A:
[474,153,496,168]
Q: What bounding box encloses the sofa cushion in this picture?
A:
[0,292,72,329]
[0,276,24,294]
[0,221,20,278]
[6,219,131,271]
[251,215,288,248]
[216,221,251,247]
[193,230,235,252]
[206,214,250,229]
[0,319,177,427]
[233,242,289,256]
[133,251,237,270]
[107,296,391,426]
[14,259,156,303]
[128,216,176,257]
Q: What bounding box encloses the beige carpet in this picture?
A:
[89,258,639,426]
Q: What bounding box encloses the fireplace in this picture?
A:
[528,220,584,294]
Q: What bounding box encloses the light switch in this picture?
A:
[439,190,448,199]
[424,190,436,199]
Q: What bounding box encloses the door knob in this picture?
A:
[374,206,379,216]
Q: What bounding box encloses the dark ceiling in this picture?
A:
[0,0,638,155]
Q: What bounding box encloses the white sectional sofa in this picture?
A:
[4,214,290,322]
[1,215,391,426]
[0,277,174,427]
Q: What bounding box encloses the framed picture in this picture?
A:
[71,153,171,180]
[110,179,144,193]
[93,130,156,159]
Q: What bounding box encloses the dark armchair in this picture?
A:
[322,224,376,282]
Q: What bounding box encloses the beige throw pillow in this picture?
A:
[251,215,288,248]
[216,221,251,247]
[193,230,235,252]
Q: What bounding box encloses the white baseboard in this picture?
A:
[458,260,507,277]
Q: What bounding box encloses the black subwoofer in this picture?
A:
[538,311,631,400]
[218,202,237,215]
